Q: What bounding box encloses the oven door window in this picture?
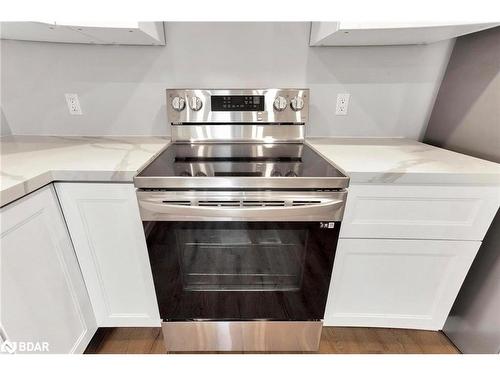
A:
[145,221,339,321]
[179,226,306,292]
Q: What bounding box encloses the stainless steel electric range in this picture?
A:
[134,89,349,352]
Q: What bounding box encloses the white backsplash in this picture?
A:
[0,22,455,139]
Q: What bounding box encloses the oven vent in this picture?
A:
[198,200,241,207]
[242,200,286,207]
[291,200,321,206]
[196,200,287,207]
[162,200,191,206]
[161,199,324,207]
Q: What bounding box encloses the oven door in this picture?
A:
[138,190,346,321]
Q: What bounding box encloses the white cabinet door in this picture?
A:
[0,22,166,45]
[309,22,499,46]
[55,183,160,327]
[0,185,96,354]
[340,184,499,241]
[324,238,480,330]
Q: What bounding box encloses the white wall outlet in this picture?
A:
[335,93,350,115]
[65,93,82,115]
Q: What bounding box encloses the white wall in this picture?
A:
[1,108,12,135]
[0,22,454,139]
[425,27,500,162]
[428,27,500,354]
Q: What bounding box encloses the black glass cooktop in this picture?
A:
[138,143,346,179]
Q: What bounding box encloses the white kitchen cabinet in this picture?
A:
[324,182,498,330]
[0,21,166,45]
[340,184,499,241]
[0,185,96,354]
[310,22,499,46]
[324,238,480,330]
[55,182,160,327]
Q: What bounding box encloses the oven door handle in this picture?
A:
[138,199,344,220]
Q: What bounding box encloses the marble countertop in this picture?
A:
[307,137,500,185]
[2,135,499,207]
[0,136,169,207]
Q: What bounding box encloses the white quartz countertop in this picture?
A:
[307,137,500,185]
[2,135,499,207]
[0,136,169,207]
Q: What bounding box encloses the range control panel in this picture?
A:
[166,88,309,125]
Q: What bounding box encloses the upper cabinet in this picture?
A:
[309,22,500,46]
[0,21,165,45]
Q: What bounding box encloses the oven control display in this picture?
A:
[211,95,265,111]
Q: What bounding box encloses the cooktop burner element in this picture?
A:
[135,143,349,190]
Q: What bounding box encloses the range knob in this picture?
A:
[271,169,282,177]
[189,96,203,111]
[290,96,304,111]
[195,171,207,177]
[171,96,186,111]
[273,96,287,111]
[285,170,298,177]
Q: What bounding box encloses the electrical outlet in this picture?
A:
[335,93,350,115]
[65,93,82,115]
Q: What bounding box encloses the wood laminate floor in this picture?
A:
[84,327,460,354]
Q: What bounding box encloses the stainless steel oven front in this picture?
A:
[135,88,349,352]
[137,189,346,352]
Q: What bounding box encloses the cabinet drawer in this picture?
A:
[340,184,499,240]
[324,238,480,330]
